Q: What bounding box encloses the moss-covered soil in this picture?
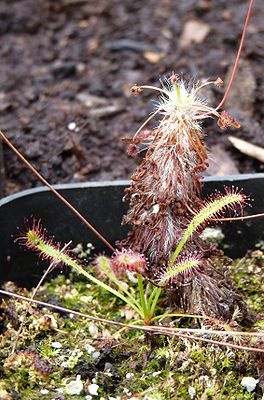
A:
[0,251,263,400]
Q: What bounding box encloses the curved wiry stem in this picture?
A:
[138,85,168,96]
[0,130,115,252]
[211,211,264,222]
[133,108,160,139]
[215,0,254,111]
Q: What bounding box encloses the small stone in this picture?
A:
[201,227,225,243]
[72,243,83,254]
[143,51,165,64]
[80,295,93,303]
[77,63,85,73]
[89,105,124,119]
[89,324,99,337]
[51,342,62,349]
[84,343,97,354]
[40,389,49,395]
[125,373,134,379]
[241,377,259,393]
[51,61,76,79]
[92,351,100,360]
[68,122,77,131]
[180,19,210,48]
[76,92,107,108]
[104,362,113,371]
[88,384,99,396]
[152,371,162,377]
[64,375,83,395]
[188,386,196,399]
[251,250,263,258]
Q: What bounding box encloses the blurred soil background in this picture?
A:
[0,0,263,196]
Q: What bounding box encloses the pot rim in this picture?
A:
[1,173,264,207]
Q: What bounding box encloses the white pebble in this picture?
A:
[51,341,62,349]
[84,343,97,354]
[64,375,83,395]
[40,389,49,395]
[201,227,224,241]
[188,386,196,399]
[80,295,93,303]
[125,373,134,379]
[68,122,77,131]
[89,324,99,336]
[92,351,101,360]
[241,377,259,393]
[88,384,99,396]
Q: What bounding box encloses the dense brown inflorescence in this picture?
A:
[120,76,250,321]
[121,77,218,266]
[122,124,209,267]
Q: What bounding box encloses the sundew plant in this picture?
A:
[0,0,262,342]
[116,75,250,321]
[12,73,252,326]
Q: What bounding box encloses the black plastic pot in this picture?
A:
[0,174,264,287]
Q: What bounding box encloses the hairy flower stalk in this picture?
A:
[122,76,225,265]
[121,75,251,321]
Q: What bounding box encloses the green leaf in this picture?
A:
[170,190,245,265]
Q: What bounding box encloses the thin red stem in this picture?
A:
[211,211,264,222]
[215,0,254,111]
[0,130,115,252]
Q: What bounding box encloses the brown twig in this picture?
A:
[1,289,263,353]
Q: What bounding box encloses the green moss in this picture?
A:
[230,253,264,312]
[0,253,263,399]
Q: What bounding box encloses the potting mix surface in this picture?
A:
[0,1,264,399]
[0,0,264,195]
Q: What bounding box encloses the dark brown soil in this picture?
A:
[0,0,263,195]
